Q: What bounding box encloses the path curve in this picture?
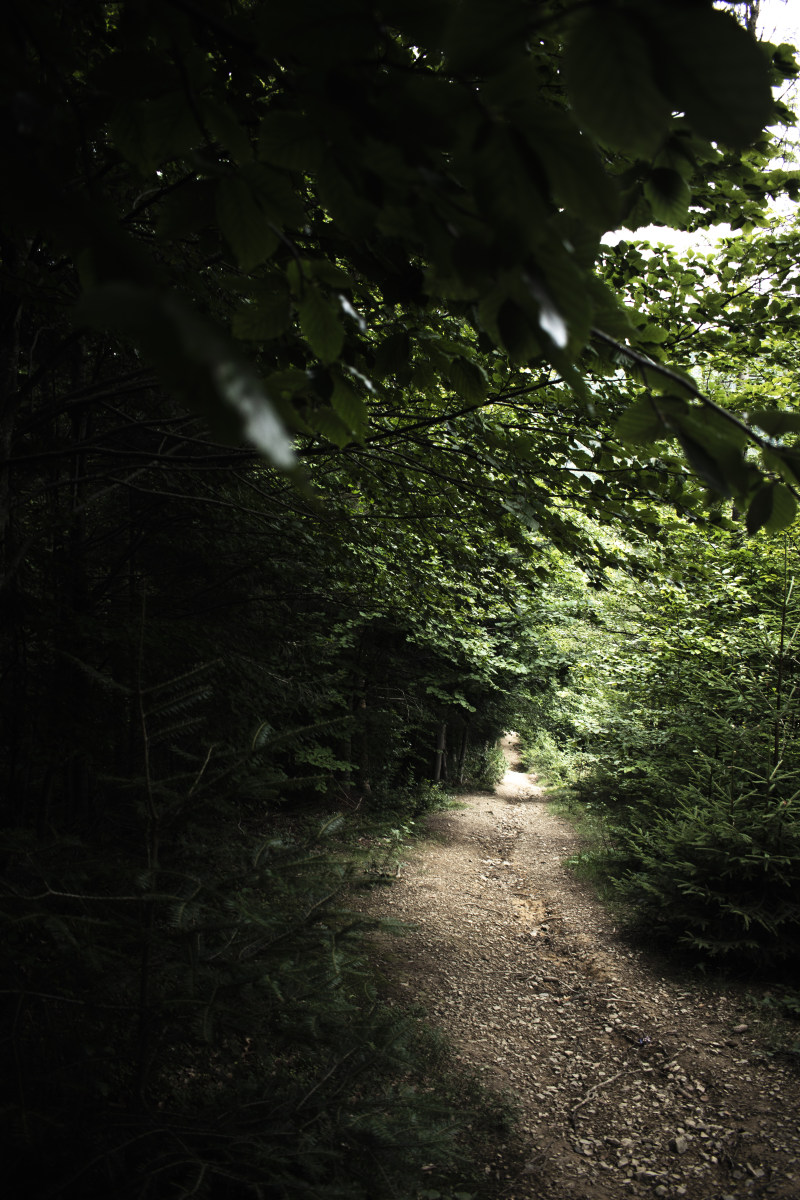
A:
[359,735,800,1200]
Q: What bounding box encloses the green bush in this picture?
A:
[461,741,507,789]
[518,729,576,785]
[613,764,800,966]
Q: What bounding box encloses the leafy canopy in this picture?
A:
[3,0,798,518]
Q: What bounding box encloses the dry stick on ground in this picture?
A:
[569,1068,627,1129]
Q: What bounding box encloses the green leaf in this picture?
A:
[615,396,668,446]
[316,160,378,236]
[232,293,291,341]
[215,360,298,469]
[298,288,344,364]
[677,430,731,495]
[587,278,638,341]
[644,169,692,225]
[305,260,353,289]
[311,406,352,447]
[202,98,253,164]
[331,378,367,438]
[374,331,411,379]
[635,363,698,399]
[649,7,774,149]
[411,358,439,390]
[379,0,451,43]
[635,324,669,346]
[242,163,307,229]
[563,10,671,155]
[74,284,296,469]
[766,484,798,532]
[496,299,540,362]
[679,407,749,452]
[444,0,529,74]
[110,92,201,175]
[216,176,279,271]
[771,447,800,486]
[519,97,620,231]
[747,484,774,534]
[745,481,797,534]
[446,357,488,402]
[156,181,216,240]
[287,258,350,295]
[256,3,377,65]
[258,112,322,170]
[265,369,310,400]
[749,410,800,437]
[534,240,592,352]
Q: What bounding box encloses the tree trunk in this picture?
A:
[433,721,447,782]
[456,719,470,785]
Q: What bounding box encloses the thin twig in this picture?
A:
[188,744,215,797]
[569,1068,626,1128]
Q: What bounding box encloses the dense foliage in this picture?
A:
[3,0,800,1196]
[509,198,800,972]
[518,525,800,967]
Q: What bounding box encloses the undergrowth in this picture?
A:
[746,986,800,1067]
[460,741,508,790]
[523,725,800,973]
[527,763,800,1065]
[546,787,627,905]
[0,779,511,1200]
[517,729,575,786]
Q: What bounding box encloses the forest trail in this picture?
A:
[359,735,800,1200]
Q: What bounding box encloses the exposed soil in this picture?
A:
[357,735,800,1200]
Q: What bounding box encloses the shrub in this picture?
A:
[518,729,576,785]
[0,811,484,1199]
[461,741,507,789]
[613,763,800,966]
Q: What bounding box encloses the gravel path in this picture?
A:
[359,736,800,1200]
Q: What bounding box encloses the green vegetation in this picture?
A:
[3,0,800,1195]
[2,792,516,1199]
[519,528,800,968]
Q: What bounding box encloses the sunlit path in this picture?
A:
[361,735,800,1200]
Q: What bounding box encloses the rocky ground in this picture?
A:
[357,736,800,1200]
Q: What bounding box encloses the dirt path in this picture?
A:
[359,736,800,1200]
